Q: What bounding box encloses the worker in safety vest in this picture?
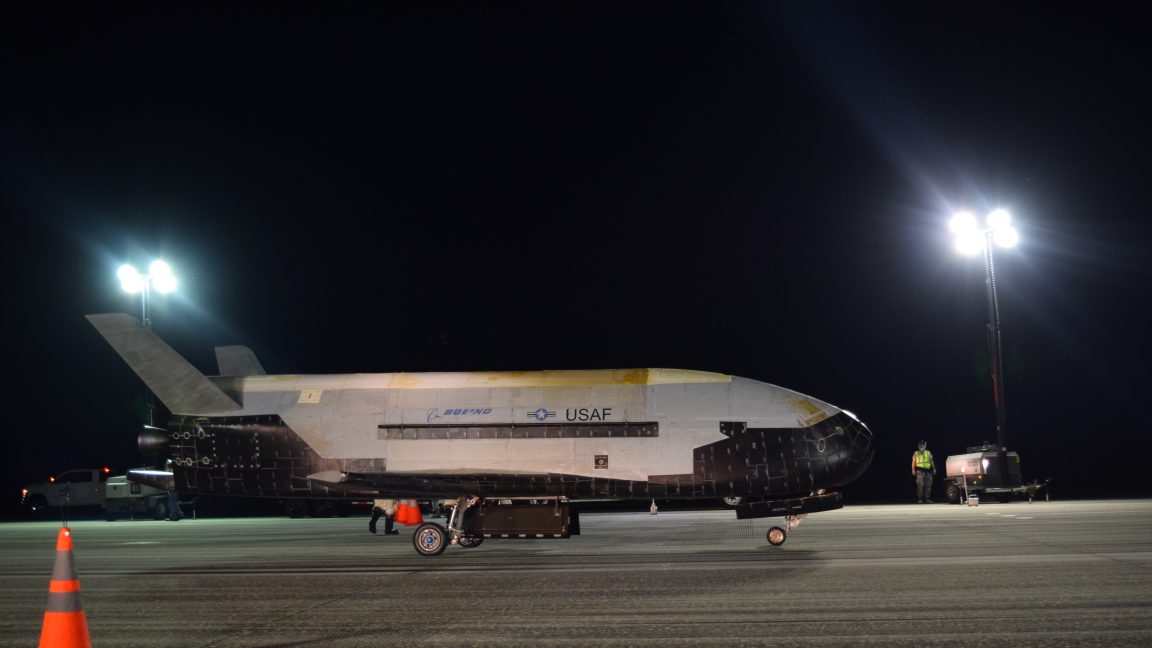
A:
[911,440,936,503]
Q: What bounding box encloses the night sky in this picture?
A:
[4,4,1150,517]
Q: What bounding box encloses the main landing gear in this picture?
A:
[413,522,450,556]
[413,496,478,557]
[411,496,575,556]
[412,521,486,556]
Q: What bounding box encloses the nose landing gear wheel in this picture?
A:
[767,526,787,546]
[413,523,448,556]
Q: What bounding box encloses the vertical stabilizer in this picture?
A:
[86,314,241,415]
[215,345,266,376]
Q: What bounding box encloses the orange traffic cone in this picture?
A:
[394,501,411,526]
[407,500,424,526]
[39,527,92,648]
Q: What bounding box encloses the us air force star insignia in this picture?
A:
[529,408,554,421]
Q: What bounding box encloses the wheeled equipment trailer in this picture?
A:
[942,445,1051,504]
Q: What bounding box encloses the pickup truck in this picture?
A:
[21,467,111,512]
[21,467,172,520]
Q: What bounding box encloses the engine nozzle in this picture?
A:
[138,425,171,456]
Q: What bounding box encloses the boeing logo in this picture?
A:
[528,408,556,422]
[427,407,493,422]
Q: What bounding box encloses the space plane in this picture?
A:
[87,313,874,555]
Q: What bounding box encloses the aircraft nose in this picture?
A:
[827,413,875,487]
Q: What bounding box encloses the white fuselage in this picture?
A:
[209,368,842,483]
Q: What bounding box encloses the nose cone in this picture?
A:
[824,412,875,488]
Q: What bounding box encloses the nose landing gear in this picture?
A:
[766,514,807,547]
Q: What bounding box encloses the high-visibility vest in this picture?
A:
[914,450,934,469]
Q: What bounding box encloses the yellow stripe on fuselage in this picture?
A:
[229,368,731,392]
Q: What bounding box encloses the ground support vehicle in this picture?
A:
[21,467,187,520]
[20,468,111,515]
[103,473,174,520]
[942,444,1051,504]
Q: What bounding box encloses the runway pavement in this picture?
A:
[1,499,1151,647]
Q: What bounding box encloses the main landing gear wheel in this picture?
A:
[722,496,743,508]
[413,523,448,556]
[767,526,787,546]
[457,535,484,549]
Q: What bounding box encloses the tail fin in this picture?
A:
[215,345,266,376]
[85,314,240,415]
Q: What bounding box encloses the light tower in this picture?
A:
[949,209,1019,484]
[116,260,177,425]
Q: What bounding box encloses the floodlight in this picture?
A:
[992,226,1019,248]
[117,264,144,293]
[986,208,1011,231]
[149,260,178,293]
[954,231,984,256]
[949,211,978,235]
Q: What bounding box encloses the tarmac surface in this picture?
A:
[1,499,1151,647]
